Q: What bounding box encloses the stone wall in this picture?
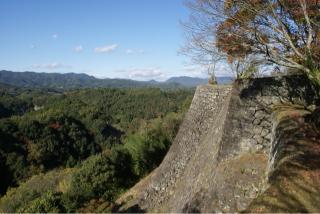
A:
[115,74,319,213]
[139,85,232,211]
[116,85,232,211]
[246,106,320,212]
[218,75,318,160]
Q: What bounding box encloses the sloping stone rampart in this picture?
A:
[116,75,319,212]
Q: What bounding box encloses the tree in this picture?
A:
[18,191,65,213]
[182,0,320,86]
[180,10,228,81]
[229,56,267,78]
[62,148,134,211]
[24,116,100,169]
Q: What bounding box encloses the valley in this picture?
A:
[0,82,194,212]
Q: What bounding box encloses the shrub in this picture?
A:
[63,147,134,211]
[0,168,74,212]
[23,116,101,169]
[18,191,65,213]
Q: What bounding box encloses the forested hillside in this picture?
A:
[0,70,169,89]
[0,85,194,212]
[0,70,233,89]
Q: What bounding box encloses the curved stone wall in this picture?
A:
[116,75,319,213]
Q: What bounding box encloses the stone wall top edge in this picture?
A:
[196,84,233,90]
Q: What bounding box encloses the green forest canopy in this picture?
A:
[0,85,194,212]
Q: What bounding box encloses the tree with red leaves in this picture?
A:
[182,0,320,85]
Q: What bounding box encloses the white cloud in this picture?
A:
[52,34,58,39]
[180,65,208,77]
[29,44,35,49]
[32,63,71,70]
[214,63,233,76]
[127,67,165,80]
[73,45,83,52]
[183,65,199,71]
[181,62,233,77]
[94,44,118,53]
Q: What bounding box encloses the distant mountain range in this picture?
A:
[0,70,234,89]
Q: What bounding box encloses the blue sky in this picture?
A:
[0,0,223,80]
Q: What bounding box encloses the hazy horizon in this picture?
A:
[0,69,235,82]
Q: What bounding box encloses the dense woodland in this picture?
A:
[0,84,193,212]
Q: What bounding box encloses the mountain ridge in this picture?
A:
[0,70,233,89]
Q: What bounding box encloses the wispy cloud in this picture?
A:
[180,63,233,77]
[125,49,145,55]
[94,44,118,53]
[29,44,36,49]
[32,62,71,70]
[214,63,232,76]
[73,45,83,52]
[52,34,58,39]
[179,65,207,77]
[126,67,165,80]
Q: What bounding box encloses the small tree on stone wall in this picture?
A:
[207,60,218,85]
[208,75,218,85]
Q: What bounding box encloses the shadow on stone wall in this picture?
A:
[238,75,319,106]
[114,75,320,213]
[245,106,320,212]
